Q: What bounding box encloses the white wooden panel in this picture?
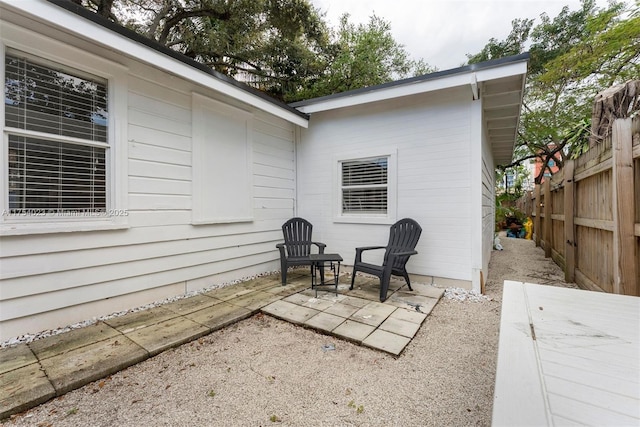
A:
[192,94,253,223]
[128,75,191,110]
[128,141,191,165]
[129,177,190,195]
[128,109,191,137]
[297,87,473,278]
[128,91,191,122]
[129,194,190,210]
[128,124,191,152]
[493,282,640,426]
[492,281,550,426]
[129,158,191,181]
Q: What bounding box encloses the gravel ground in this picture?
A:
[2,235,572,427]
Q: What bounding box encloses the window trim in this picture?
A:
[333,148,397,225]
[1,25,128,235]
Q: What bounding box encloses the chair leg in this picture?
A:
[281,260,287,286]
[379,269,392,302]
[350,266,357,290]
[403,271,413,291]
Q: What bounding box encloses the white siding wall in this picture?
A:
[297,88,474,284]
[480,113,497,288]
[0,31,297,340]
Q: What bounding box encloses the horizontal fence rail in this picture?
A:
[516,116,639,296]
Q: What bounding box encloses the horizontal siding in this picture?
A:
[297,88,473,282]
[0,45,297,337]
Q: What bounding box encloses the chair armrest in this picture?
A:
[354,246,386,263]
[276,243,286,257]
[388,250,418,257]
[312,242,326,253]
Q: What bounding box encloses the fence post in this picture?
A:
[612,118,636,295]
[564,160,575,283]
[543,179,552,258]
[534,184,541,247]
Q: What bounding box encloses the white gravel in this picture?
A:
[2,236,571,426]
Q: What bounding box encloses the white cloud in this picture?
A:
[311,0,617,70]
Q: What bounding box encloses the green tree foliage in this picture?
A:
[75,0,330,100]
[292,14,436,100]
[468,0,639,183]
[73,0,433,101]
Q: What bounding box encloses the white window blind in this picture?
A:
[341,157,388,214]
[4,52,108,214]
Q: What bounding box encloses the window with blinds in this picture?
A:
[4,52,108,214]
[341,157,388,214]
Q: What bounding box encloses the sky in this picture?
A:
[310,0,614,71]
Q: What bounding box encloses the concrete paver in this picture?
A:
[362,329,411,356]
[184,301,253,330]
[0,363,55,419]
[304,312,345,333]
[0,344,37,375]
[0,271,444,420]
[39,335,147,395]
[123,316,209,357]
[332,320,376,342]
[378,316,421,338]
[349,302,397,327]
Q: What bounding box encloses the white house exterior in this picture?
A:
[0,0,527,341]
[293,57,527,291]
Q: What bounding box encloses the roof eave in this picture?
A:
[2,0,309,127]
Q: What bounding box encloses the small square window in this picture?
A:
[341,157,388,215]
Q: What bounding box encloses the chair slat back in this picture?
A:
[384,218,422,269]
[282,217,314,257]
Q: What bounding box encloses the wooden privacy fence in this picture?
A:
[517,116,640,296]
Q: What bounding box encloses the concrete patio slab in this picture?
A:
[0,362,55,420]
[123,316,210,357]
[261,300,320,325]
[38,335,147,395]
[332,320,376,342]
[228,290,281,311]
[103,306,179,333]
[323,302,361,318]
[386,292,439,315]
[411,283,446,299]
[184,301,253,331]
[28,322,121,360]
[164,294,222,315]
[304,312,346,333]
[362,329,411,356]
[204,285,255,301]
[388,307,427,325]
[349,302,396,327]
[0,343,37,375]
[0,270,445,420]
[378,316,421,338]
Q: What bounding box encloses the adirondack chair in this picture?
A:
[350,218,422,302]
[276,217,326,285]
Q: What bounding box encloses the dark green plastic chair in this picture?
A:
[276,217,326,285]
[350,218,422,301]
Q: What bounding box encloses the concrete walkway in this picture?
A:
[0,270,444,420]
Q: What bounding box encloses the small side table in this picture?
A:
[309,253,343,297]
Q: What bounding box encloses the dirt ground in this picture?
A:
[2,235,572,427]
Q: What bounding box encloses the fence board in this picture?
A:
[515,116,639,296]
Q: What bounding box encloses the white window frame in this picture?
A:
[333,148,397,225]
[1,23,128,235]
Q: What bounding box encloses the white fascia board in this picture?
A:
[296,72,472,114]
[296,59,528,114]
[2,0,309,128]
[474,61,528,83]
